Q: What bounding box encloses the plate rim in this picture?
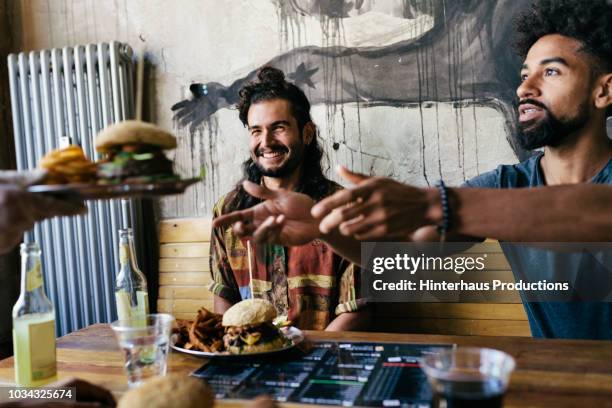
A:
[171,326,304,358]
[26,177,200,197]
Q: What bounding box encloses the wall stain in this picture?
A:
[204,115,220,214]
[415,38,429,185]
[171,0,533,192]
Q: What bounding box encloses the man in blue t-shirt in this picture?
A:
[463,152,612,339]
[456,0,612,339]
[211,0,612,339]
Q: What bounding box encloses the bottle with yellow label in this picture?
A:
[12,242,57,386]
[115,228,149,320]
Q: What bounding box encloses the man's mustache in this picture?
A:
[518,98,549,111]
[256,146,288,156]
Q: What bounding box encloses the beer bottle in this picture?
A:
[115,228,149,320]
[12,242,57,386]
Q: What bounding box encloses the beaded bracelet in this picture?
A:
[435,180,451,242]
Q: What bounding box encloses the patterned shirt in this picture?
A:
[208,183,363,330]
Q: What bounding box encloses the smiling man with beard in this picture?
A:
[208,67,368,331]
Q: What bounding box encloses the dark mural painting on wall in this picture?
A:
[172,0,533,177]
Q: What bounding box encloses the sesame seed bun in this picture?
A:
[222,299,277,327]
[118,374,214,408]
[95,120,177,153]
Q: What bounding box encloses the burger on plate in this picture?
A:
[222,299,289,354]
[95,120,178,184]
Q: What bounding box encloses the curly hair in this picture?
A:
[237,67,312,130]
[514,0,612,118]
[514,0,612,74]
[227,67,333,212]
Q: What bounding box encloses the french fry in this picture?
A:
[183,307,225,352]
[38,145,98,184]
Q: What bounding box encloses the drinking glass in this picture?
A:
[111,313,174,388]
[420,347,516,408]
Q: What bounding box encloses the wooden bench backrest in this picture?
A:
[157,219,531,336]
[370,242,531,336]
[158,218,214,320]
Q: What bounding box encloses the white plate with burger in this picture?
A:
[28,121,200,200]
[171,299,305,358]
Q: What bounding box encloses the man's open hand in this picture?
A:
[311,166,439,240]
[212,181,320,246]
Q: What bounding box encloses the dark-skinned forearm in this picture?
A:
[452,185,612,241]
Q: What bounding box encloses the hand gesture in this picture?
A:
[212,181,321,246]
[311,166,437,240]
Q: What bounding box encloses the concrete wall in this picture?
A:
[10,0,529,218]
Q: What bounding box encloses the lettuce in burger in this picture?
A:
[95,120,178,184]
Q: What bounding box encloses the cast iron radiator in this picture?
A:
[7,42,146,335]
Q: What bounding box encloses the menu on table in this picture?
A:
[191,342,454,407]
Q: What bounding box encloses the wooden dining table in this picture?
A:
[0,324,611,407]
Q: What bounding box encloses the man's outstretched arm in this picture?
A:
[313,167,612,243]
[452,184,612,242]
[213,174,612,265]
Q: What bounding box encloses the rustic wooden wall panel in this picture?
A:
[158,218,212,243]
[159,242,211,258]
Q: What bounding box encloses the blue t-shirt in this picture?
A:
[464,153,612,339]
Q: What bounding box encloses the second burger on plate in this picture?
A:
[222,299,290,354]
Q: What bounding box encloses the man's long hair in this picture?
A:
[514,0,612,117]
[226,67,333,212]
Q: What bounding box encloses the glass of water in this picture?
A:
[420,347,516,408]
[111,313,175,388]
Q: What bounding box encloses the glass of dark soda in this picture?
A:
[420,347,515,408]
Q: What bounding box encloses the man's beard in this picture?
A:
[516,100,590,150]
[254,144,305,178]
